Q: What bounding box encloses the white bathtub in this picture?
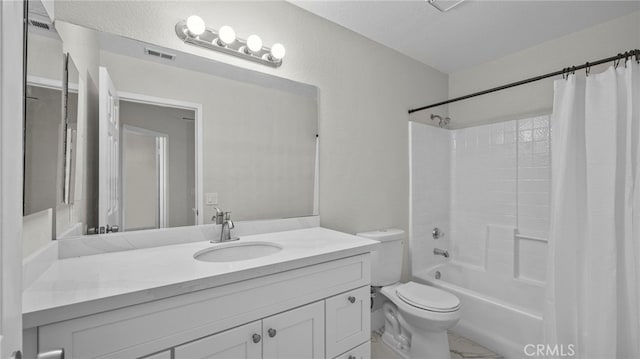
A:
[414,263,544,359]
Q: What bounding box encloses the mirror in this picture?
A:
[24,3,80,234]
[24,9,318,239]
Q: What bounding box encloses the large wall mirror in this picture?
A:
[24,1,319,243]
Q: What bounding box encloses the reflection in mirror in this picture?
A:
[24,11,63,218]
[62,54,80,205]
[24,16,318,240]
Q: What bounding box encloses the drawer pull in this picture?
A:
[252,334,261,343]
[268,328,277,338]
[348,296,356,303]
[348,355,356,359]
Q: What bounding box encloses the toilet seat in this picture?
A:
[396,282,460,313]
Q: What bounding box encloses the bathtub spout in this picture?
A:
[434,248,449,258]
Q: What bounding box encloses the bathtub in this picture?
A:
[414,262,544,359]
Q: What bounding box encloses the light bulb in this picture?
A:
[270,43,286,60]
[246,35,263,53]
[186,15,206,36]
[218,25,236,45]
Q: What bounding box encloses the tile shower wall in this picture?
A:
[451,121,518,267]
[410,115,550,282]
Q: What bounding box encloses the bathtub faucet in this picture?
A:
[433,248,449,258]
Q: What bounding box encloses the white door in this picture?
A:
[99,67,121,229]
[263,301,325,359]
[174,321,262,359]
[0,1,25,357]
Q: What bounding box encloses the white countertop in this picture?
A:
[23,227,378,328]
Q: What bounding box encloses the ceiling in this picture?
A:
[290,1,639,73]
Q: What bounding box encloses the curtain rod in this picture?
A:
[408,49,640,114]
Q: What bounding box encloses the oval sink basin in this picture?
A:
[194,242,283,262]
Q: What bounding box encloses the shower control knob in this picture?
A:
[348,296,356,303]
[268,328,277,338]
[432,227,444,239]
[252,334,261,343]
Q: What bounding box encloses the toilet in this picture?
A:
[358,229,460,359]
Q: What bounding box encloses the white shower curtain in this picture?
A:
[544,60,640,359]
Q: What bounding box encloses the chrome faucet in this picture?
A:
[212,207,224,225]
[433,248,449,258]
[217,212,239,243]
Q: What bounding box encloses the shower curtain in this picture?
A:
[544,60,640,358]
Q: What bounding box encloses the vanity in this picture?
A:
[22,2,377,358]
[23,227,378,359]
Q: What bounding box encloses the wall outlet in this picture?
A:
[205,192,218,205]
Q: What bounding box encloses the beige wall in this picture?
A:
[448,11,640,128]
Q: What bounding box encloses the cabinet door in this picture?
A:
[174,321,262,359]
[263,301,325,359]
[325,286,370,359]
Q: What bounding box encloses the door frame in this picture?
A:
[121,125,168,231]
[117,91,204,225]
[0,0,25,356]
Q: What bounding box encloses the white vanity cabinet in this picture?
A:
[325,286,371,358]
[174,321,262,359]
[30,253,372,359]
[262,301,325,359]
[174,302,324,359]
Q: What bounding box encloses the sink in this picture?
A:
[194,241,283,262]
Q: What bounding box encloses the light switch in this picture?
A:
[205,192,218,205]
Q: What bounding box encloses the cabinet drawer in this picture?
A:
[333,341,370,359]
[325,286,370,359]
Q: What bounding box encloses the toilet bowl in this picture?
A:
[356,229,461,359]
[380,282,460,359]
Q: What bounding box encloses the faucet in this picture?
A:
[216,212,239,243]
[433,248,449,258]
[212,207,224,225]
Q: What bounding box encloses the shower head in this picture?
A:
[430,114,451,129]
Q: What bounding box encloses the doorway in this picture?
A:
[119,100,197,230]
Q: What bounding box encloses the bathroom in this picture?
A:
[1,0,639,358]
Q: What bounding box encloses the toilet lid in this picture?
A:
[396,282,460,313]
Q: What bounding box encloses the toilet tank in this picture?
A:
[357,229,405,286]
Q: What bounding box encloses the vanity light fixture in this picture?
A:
[176,15,286,68]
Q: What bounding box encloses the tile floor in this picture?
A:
[371,331,503,359]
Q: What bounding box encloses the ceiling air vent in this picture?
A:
[29,18,51,31]
[144,48,176,61]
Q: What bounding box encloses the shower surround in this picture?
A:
[409,117,551,358]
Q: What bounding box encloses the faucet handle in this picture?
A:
[224,211,232,221]
[212,207,224,224]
